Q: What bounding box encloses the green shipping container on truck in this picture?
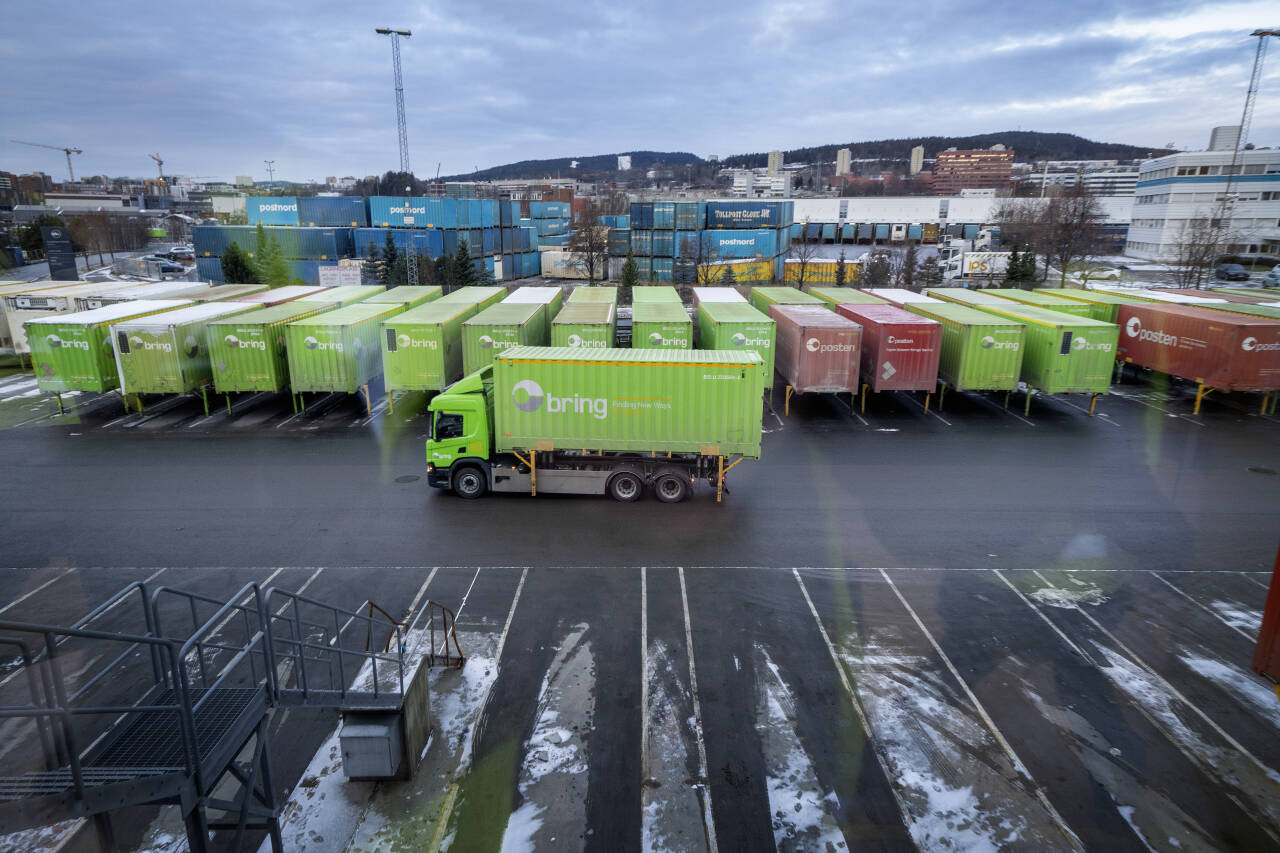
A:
[806,287,888,307]
[984,288,1109,321]
[1035,288,1147,324]
[492,347,764,457]
[631,285,682,304]
[695,301,776,383]
[632,302,693,350]
[462,302,550,375]
[969,302,1119,395]
[551,302,616,349]
[26,300,191,394]
[362,286,443,309]
[748,286,824,314]
[285,302,412,394]
[207,302,341,393]
[113,302,259,395]
[904,302,1026,392]
[566,286,618,306]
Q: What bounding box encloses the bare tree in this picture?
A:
[1042,183,1104,287]
[788,237,820,288]
[567,201,609,282]
[681,233,723,285]
[1169,202,1232,290]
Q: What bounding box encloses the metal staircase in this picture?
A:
[0,580,464,852]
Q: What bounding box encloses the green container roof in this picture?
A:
[438,285,507,304]
[1202,301,1280,320]
[209,302,333,327]
[633,302,691,323]
[927,288,1009,303]
[364,286,441,304]
[1037,288,1144,305]
[972,302,1115,329]
[906,302,1025,327]
[319,285,385,300]
[393,299,479,326]
[504,286,563,305]
[288,302,403,328]
[27,299,191,326]
[465,302,544,326]
[111,302,250,328]
[752,286,822,304]
[554,302,615,324]
[567,286,618,304]
[986,289,1084,307]
[632,286,682,304]
[698,301,774,322]
[498,346,760,366]
[808,287,886,305]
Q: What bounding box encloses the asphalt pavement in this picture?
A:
[0,368,1277,852]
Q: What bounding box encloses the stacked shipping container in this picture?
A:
[623,200,794,283]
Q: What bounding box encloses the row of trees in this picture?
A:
[361,235,494,290]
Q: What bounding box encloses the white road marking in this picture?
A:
[1034,570,1278,780]
[1050,394,1121,426]
[1148,572,1255,642]
[1239,572,1271,590]
[1107,389,1204,427]
[640,566,648,783]
[900,391,952,426]
[992,570,1097,663]
[678,566,718,853]
[0,568,74,616]
[878,568,1084,851]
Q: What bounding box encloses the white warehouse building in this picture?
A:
[1124,148,1280,261]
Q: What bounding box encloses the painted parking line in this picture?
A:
[1240,572,1271,590]
[1107,388,1205,427]
[878,568,1084,850]
[1149,571,1256,642]
[678,566,718,853]
[1048,393,1121,426]
[0,568,74,617]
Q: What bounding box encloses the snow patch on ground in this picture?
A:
[498,801,543,853]
[1029,583,1109,609]
[1209,601,1262,634]
[642,639,703,853]
[0,818,89,853]
[436,652,498,771]
[261,728,374,853]
[1178,649,1280,729]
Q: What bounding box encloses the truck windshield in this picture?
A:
[434,412,464,441]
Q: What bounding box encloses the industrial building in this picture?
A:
[931,146,1015,194]
[1123,135,1280,260]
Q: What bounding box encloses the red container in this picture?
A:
[1253,546,1280,685]
[1117,303,1280,390]
[769,304,861,393]
[1163,289,1275,306]
[834,303,942,392]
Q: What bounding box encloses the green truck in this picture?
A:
[425,346,763,502]
[632,302,692,349]
[551,302,616,348]
[904,302,1026,393]
[461,302,550,375]
[381,287,506,392]
[748,286,824,314]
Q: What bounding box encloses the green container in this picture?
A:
[285,302,410,393]
[362,286,442,309]
[504,286,564,317]
[207,302,340,393]
[192,284,270,302]
[983,288,1107,321]
[696,301,776,383]
[632,285,682,304]
[1035,288,1146,324]
[382,301,485,392]
[748,286,824,314]
[970,302,1118,394]
[292,284,385,309]
[437,286,507,309]
[1214,287,1280,298]
[807,287,887,307]
[927,288,1012,307]
[462,302,550,375]
[493,346,764,457]
[1201,301,1280,321]
[632,302,693,349]
[27,300,190,394]
[566,286,618,305]
[904,302,1025,392]
[113,303,260,395]
[551,302,616,348]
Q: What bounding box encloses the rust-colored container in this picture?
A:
[834,303,942,392]
[1252,546,1280,685]
[768,304,861,393]
[1116,303,1280,391]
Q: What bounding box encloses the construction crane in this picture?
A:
[149,153,165,185]
[1222,28,1280,216]
[376,27,417,285]
[10,139,83,181]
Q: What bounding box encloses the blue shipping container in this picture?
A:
[499,201,521,226]
[196,257,225,283]
[705,201,790,230]
[653,202,676,230]
[652,231,675,257]
[630,203,654,229]
[298,196,369,227]
[636,257,652,278]
[247,197,299,226]
[631,229,652,256]
[674,203,705,230]
[652,257,674,282]
[529,201,570,219]
[701,228,782,259]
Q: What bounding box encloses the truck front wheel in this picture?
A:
[607,471,643,502]
[653,473,689,503]
[452,466,488,499]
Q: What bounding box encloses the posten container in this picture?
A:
[632,302,692,349]
[967,302,1117,395]
[207,302,341,393]
[696,301,776,383]
[834,303,942,393]
[493,347,764,458]
[1116,303,1280,391]
[632,286,682,305]
[285,302,412,394]
[27,301,190,394]
[748,286,825,314]
[362,286,442,310]
[806,287,888,307]
[231,285,330,306]
[903,302,1026,392]
[551,302,616,349]
[112,303,258,396]
[503,286,564,317]
[984,288,1108,321]
[769,305,861,393]
[1035,288,1146,324]
[566,286,618,306]
[462,302,550,375]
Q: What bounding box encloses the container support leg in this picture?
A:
[530,452,536,496]
[388,392,395,415]
[199,387,209,418]
[55,393,63,415]
[1193,383,1214,415]
[716,455,724,503]
[860,383,868,413]
[924,391,932,413]
[1025,389,1034,417]
[1089,393,1099,417]
[784,385,793,417]
[938,383,947,411]
[1004,390,1010,410]
[226,394,233,415]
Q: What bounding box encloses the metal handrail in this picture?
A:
[405,600,466,668]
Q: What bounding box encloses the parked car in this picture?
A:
[1262,265,1280,288]
[141,255,186,273]
[166,246,194,260]
[1215,263,1251,281]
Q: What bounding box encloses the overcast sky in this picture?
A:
[2,0,1278,183]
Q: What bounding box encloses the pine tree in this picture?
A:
[835,250,847,287]
[721,264,737,285]
[901,244,918,290]
[361,241,382,285]
[917,255,943,287]
[619,249,638,305]
[453,240,477,287]
[381,234,399,285]
[1004,248,1022,286]
[251,223,292,288]
[220,242,259,284]
[1021,249,1039,284]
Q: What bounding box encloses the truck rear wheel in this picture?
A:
[452,466,487,499]
[607,471,643,502]
[653,473,689,503]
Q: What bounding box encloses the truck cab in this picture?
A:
[425,368,493,496]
